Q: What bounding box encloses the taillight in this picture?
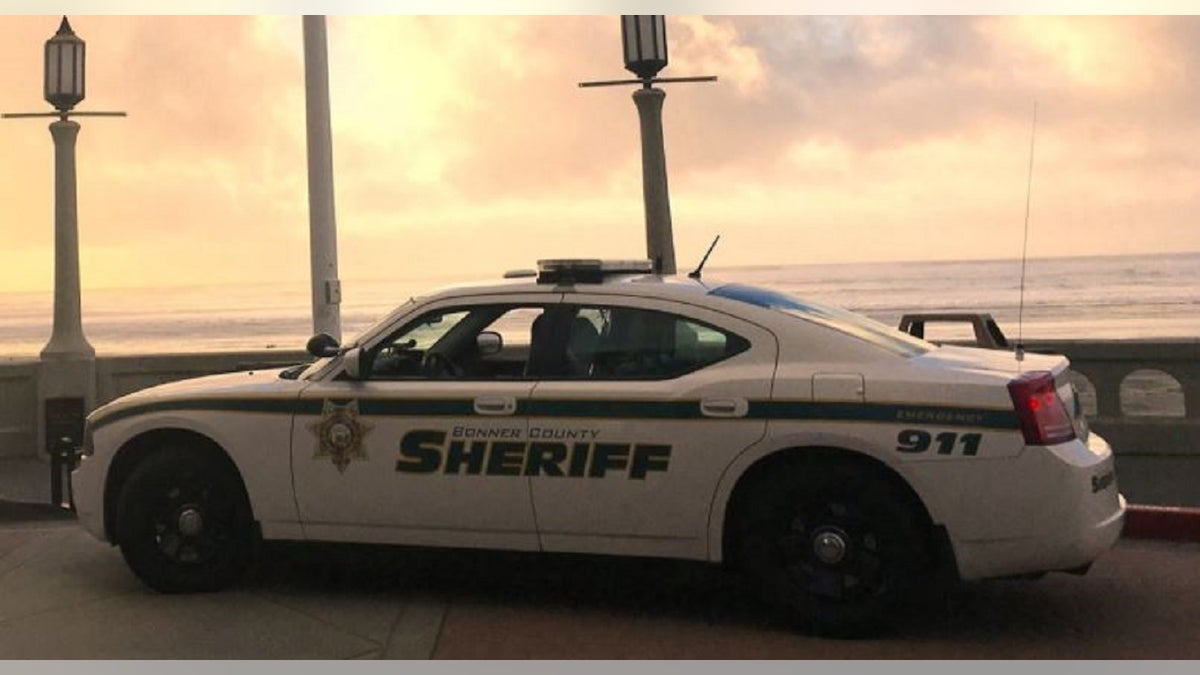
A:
[1008,371,1076,445]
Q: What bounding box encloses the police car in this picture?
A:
[72,259,1125,635]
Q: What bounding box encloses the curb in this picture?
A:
[1122,504,1200,543]
[0,499,75,524]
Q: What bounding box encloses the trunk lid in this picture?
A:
[912,345,1087,442]
[911,345,1068,378]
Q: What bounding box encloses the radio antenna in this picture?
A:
[1016,102,1038,364]
[688,235,721,279]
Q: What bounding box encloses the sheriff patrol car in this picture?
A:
[71,259,1125,635]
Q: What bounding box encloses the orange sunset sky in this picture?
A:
[2,14,1199,293]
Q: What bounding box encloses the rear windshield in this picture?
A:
[710,283,931,357]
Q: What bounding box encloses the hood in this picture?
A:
[89,367,298,423]
[125,367,293,399]
[911,345,1069,378]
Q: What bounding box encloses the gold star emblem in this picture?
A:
[308,399,373,473]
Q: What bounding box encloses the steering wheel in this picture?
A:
[421,350,463,377]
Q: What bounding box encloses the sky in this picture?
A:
[2,13,1200,293]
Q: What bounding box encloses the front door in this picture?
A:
[291,298,556,551]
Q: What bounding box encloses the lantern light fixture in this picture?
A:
[622,15,668,82]
[44,16,86,115]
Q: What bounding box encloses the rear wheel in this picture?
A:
[114,446,255,593]
[735,458,930,637]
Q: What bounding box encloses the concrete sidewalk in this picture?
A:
[3,455,1200,658]
[0,518,1198,658]
[0,522,446,659]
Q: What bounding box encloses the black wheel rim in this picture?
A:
[145,467,235,567]
[776,498,887,602]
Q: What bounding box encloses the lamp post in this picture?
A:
[580,15,716,275]
[3,16,125,477]
[302,15,342,342]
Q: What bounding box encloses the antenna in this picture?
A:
[688,235,721,279]
[1016,103,1038,364]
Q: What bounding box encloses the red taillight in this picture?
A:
[1008,371,1076,445]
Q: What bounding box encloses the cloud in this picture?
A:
[2,15,1199,294]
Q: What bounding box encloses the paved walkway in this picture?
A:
[0,521,445,659]
[3,457,1199,658]
[0,514,1197,658]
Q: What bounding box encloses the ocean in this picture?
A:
[1,252,1197,358]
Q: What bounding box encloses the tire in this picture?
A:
[735,458,931,637]
[114,446,255,593]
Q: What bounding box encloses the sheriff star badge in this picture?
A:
[309,400,373,473]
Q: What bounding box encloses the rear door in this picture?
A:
[525,295,777,559]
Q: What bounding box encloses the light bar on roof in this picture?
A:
[536,259,655,284]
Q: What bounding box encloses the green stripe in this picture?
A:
[357,399,478,417]
[92,396,1017,431]
[749,401,1018,430]
[520,399,699,419]
[91,398,309,430]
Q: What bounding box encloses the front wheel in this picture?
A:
[114,447,255,593]
[735,458,931,637]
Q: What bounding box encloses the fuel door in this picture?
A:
[813,373,865,402]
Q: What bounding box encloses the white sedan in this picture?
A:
[72,259,1125,635]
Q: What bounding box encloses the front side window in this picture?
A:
[364,304,547,380]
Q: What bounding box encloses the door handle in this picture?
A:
[474,396,517,415]
[701,398,748,418]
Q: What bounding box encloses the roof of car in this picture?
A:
[424,272,724,302]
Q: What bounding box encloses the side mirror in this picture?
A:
[306,333,341,358]
[342,347,364,380]
[476,331,503,356]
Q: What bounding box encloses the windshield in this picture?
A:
[293,296,422,381]
[710,283,931,356]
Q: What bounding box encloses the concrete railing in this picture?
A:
[0,351,308,461]
[1021,339,1200,418]
[0,359,39,460]
[1,341,1197,505]
[1022,339,1199,508]
[93,351,310,405]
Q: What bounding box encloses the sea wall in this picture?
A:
[1,341,1197,505]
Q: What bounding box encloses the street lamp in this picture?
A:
[581,15,716,275]
[302,15,343,343]
[3,16,126,478]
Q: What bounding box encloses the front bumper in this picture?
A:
[71,454,109,543]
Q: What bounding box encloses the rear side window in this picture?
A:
[711,283,930,356]
[560,305,749,380]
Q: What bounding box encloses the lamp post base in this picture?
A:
[36,356,95,464]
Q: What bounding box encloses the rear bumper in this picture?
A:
[953,492,1125,580]
[940,433,1126,580]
